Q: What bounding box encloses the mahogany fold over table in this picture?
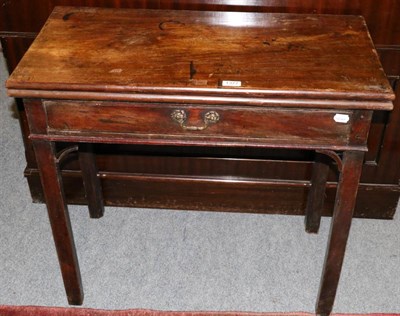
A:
[6,6,394,315]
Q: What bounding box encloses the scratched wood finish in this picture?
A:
[1,0,400,46]
[1,0,400,219]
[7,7,393,103]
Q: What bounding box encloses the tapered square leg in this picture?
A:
[316,151,364,315]
[78,143,105,219]
[33,140,84,305]
[305,153,330,234]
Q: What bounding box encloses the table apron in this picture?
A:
[24,100,373,151]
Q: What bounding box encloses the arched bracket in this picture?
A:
[315,149,343,172]
[56,145,79,164]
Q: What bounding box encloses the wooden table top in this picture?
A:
[6,6,394,108]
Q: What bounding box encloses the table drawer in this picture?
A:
[44,101,354,147]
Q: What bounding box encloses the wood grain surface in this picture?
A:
[6,6,394,104]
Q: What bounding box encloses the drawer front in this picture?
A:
[44,101,354,148]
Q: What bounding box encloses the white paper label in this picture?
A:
[334,114,350,124]
[221,80,242,87]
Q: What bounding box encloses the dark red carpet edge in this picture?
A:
[0,307,398,316]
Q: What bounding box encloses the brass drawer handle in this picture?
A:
[171,110,220,131]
